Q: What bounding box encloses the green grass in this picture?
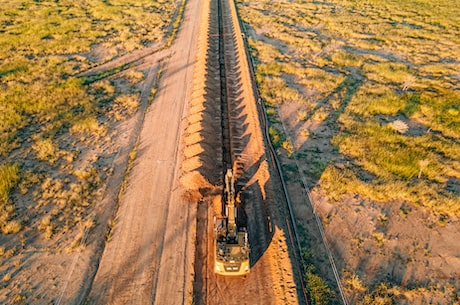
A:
[332,118,459,182]
[268,125,284,148]
[300,247,335,305]
[239,0,460,302]
[238,0,460,218]
[0,163,20,234]
[0,0,179,241]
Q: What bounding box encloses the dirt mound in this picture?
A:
[182,189,204,204]
[180,171,213,191]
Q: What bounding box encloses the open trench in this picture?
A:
[180,0,306,303]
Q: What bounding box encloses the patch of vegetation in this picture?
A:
[0,0,179,230]
[268,125,284,148]
[166,0,187,47]
[106,93,141,122]
[301,248,335,305]
[32,165,102,239]
[343,271,401,305]
[238,0,460,218]
[0,163,20,234]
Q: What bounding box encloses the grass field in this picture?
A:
[237,0,459,303]
[0,0,177,236]
[238,0,459,217]
[0,1,183,302]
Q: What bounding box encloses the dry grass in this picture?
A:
[239,0,460,303]
[0,163,20,234]
[109,93,141,121]
[0,0,179,249]
[31,165,102,240]
[239,0,460,217]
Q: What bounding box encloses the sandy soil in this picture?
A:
[276,96,460,304]
[85,0,201,302]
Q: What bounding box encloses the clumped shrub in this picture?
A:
[70,117,107,138]
[281,139,294,157]
[38,215,54,239]
[125,70,145,84]
[109,93,141,121]
[357,282,397,305]
[389,120,409,134]
[301,248,334,305]
[90,79,116,95]
[32,138,60,164]
[0,163,20,234]
[307,271,335,305]
[343,270,367,294]
[268,126,284,148]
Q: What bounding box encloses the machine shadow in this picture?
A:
[190,0,299,302]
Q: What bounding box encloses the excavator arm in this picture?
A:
[214,168,250,275]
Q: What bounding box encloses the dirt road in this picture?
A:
[85,0,201,303]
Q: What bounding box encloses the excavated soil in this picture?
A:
[180,0,304,303]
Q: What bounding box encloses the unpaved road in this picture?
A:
[85,0,201,303]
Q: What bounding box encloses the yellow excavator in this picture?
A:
[214,168,250,275]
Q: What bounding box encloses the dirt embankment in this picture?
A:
[180,0,303,303]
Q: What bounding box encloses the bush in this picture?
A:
[306,271,334,305]
[0,162,20,234]
[357,283,396,305]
